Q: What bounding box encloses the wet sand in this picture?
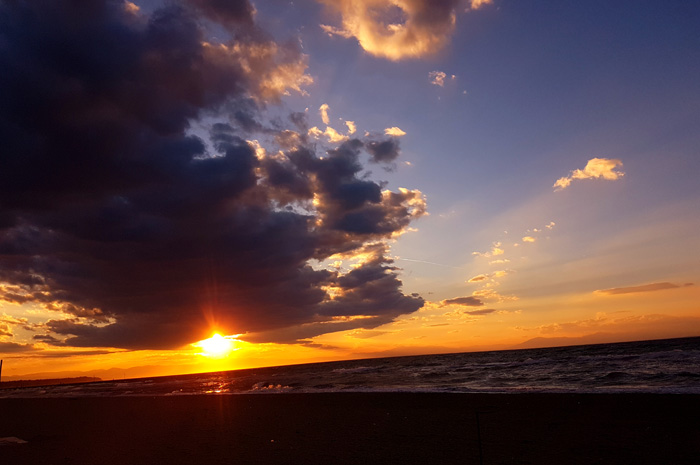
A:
[1,393,698,464]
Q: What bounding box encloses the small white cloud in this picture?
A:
[554,158,625,191]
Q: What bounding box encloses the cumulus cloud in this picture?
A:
[554,158,625,191]
[522,236,536,243]
[319,0,461,60]
[595,282,694,296]
[0,0,426,349]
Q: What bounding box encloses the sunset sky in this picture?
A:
[1,0,699,380]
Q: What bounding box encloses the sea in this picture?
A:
[1,337,699,398]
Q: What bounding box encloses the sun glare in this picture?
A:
[196,333,235,357]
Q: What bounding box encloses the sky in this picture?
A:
[1,0,699,380]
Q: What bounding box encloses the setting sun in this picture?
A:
[195,334,235,357]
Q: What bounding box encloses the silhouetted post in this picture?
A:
[0,359,3,384]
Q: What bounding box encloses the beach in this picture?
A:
[1,393,698,464]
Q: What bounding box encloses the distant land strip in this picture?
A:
[0,377,101,389]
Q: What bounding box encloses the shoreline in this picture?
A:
[1,393,698,464]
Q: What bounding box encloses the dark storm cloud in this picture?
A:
[185,0,255,27]
[441,296,484,307]
[33,334,60,344]
[366,138,401,164]
[0,0,425,349]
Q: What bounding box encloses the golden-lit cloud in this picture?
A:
[319,0,461,61]
[308,126,350,143]
[468,0,493,10]
[307,104,361,143]
[595,282,694,296]
[385,126,406,136]
[522,236,536,243]
[472,288,518,302]
[319,103,331,125]
[429,70,447,86]
[491,270,512,278]
[553,157,625,191]
[325,126,350,143]
[123,1,140,14]
[0,323,12,337]
[472,241,504,258]
[467,270,512,283]
[203,40,313,102]
[441,296,483,307]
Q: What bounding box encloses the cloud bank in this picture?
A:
[0,0,426,349]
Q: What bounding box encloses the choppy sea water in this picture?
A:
[2,337,699,398]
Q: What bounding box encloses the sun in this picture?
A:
[196,333,234,357]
